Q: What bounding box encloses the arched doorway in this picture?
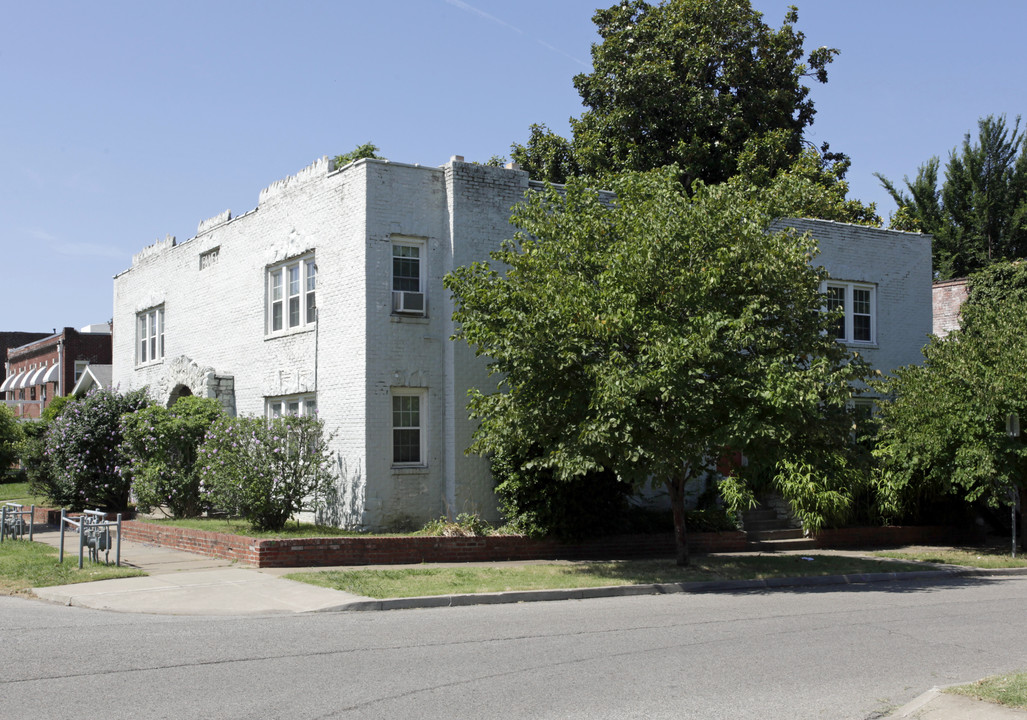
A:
[167,384,193,407]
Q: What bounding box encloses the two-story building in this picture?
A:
[112,156,933,530]
[2,325,113,419]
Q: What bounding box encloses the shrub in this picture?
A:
[43,388,150,511]
[197,413,336,532]
[0,404,24,482]
[122,396,225,518]
[17,395,72,495]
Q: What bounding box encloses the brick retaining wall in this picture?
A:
[114,520,971,568]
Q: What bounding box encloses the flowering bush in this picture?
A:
[43,387,150,511]
[197,413,336,532]
[121,396,225,518]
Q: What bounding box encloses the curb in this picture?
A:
[309,565,1023,613]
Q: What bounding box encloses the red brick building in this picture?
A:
[1,324,113,419]
[932,278,969,337]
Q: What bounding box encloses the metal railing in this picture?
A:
[0,503,35,542]
[59,509,122,568]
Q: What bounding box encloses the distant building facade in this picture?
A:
[2,325,113,419]
[932,277,969,337]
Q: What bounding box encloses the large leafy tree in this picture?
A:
[874,261,1027,543]
[877,115,1027,278]
[0,404,23,480]
[512,0,837,189]
[445,168,869,565]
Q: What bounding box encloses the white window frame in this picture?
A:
[137,306,165,365]
[267,253,316,336]
[391,238,426,317]
[391,387,427,466]
[823,282,876,345]
[266,393,317,419]
[74,360,89,384]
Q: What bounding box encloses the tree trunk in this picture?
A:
[669,473,689,567]
[1019,487,1027,552]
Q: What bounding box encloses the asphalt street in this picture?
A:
[4,574,1027,719]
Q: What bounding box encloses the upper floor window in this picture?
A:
[74,360,89,384]
[137,306,165,365]
[268,254,316,334]
[392,240,426,316]
[825,282,876,344]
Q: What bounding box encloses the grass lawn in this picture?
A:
[0,482,47,507]
[947,672,1027,710]
[875,546,1027,569]
[285,554,927,599]
[0,540,145,595]
[138,516,374,538]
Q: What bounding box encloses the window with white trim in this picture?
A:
[267,254,316,334]
[391,240,426,316]
[74,360,89,384]
[266,393,317,419]
[824,282,876,344]
[392,388,426,465]
[137,306,165,365]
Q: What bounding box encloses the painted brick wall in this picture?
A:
[774,218,933,389]
[931,278,968,337]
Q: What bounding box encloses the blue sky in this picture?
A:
[3,0,1026,332]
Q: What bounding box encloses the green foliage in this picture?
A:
[510,123,581,184]
[16,396,71,497]
[332,142,383,168]
[877,114,1027,278]
[42,388,150,511]
[492,446,631,539]
[121,397,225,518]
[0,405,23,480]
[874,266,1027,522]
[445,167,869,563]
[515,0,836,190]
[416,512,496,537]
[197,414,337,532]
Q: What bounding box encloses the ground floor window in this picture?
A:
[266,393,317,419]
[392,388,426,465]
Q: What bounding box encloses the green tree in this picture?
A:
[511,0,837,191]
[445,168,869,565]
[121,396,225,518]
[877,115,1027,278]
[0,405,23,480]
[17,396,72,495]
[333,142,383,168]
[43,388,150,511]
[874,262,1027,543]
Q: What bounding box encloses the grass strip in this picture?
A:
[875,547,1027,569]
[0,540,145,595]
[285,554,927,599]
[0,482,46,507]
[947,672,1027,710]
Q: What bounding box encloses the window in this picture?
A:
[199,247,220,270]
[74,360,89,384]
[266,394,317,419]
[268,254,316,334]
[824,282,875,343]
[137,306,165,365]
[391,240,426,316]
[392,389,426,465]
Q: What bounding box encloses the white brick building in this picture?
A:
[113,158,932,530]
[114,156,531,529]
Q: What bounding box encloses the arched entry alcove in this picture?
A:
[167,384,194,407]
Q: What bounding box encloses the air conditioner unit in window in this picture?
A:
[392,290,426,315]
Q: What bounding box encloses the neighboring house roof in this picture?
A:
[71,364,113,397]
